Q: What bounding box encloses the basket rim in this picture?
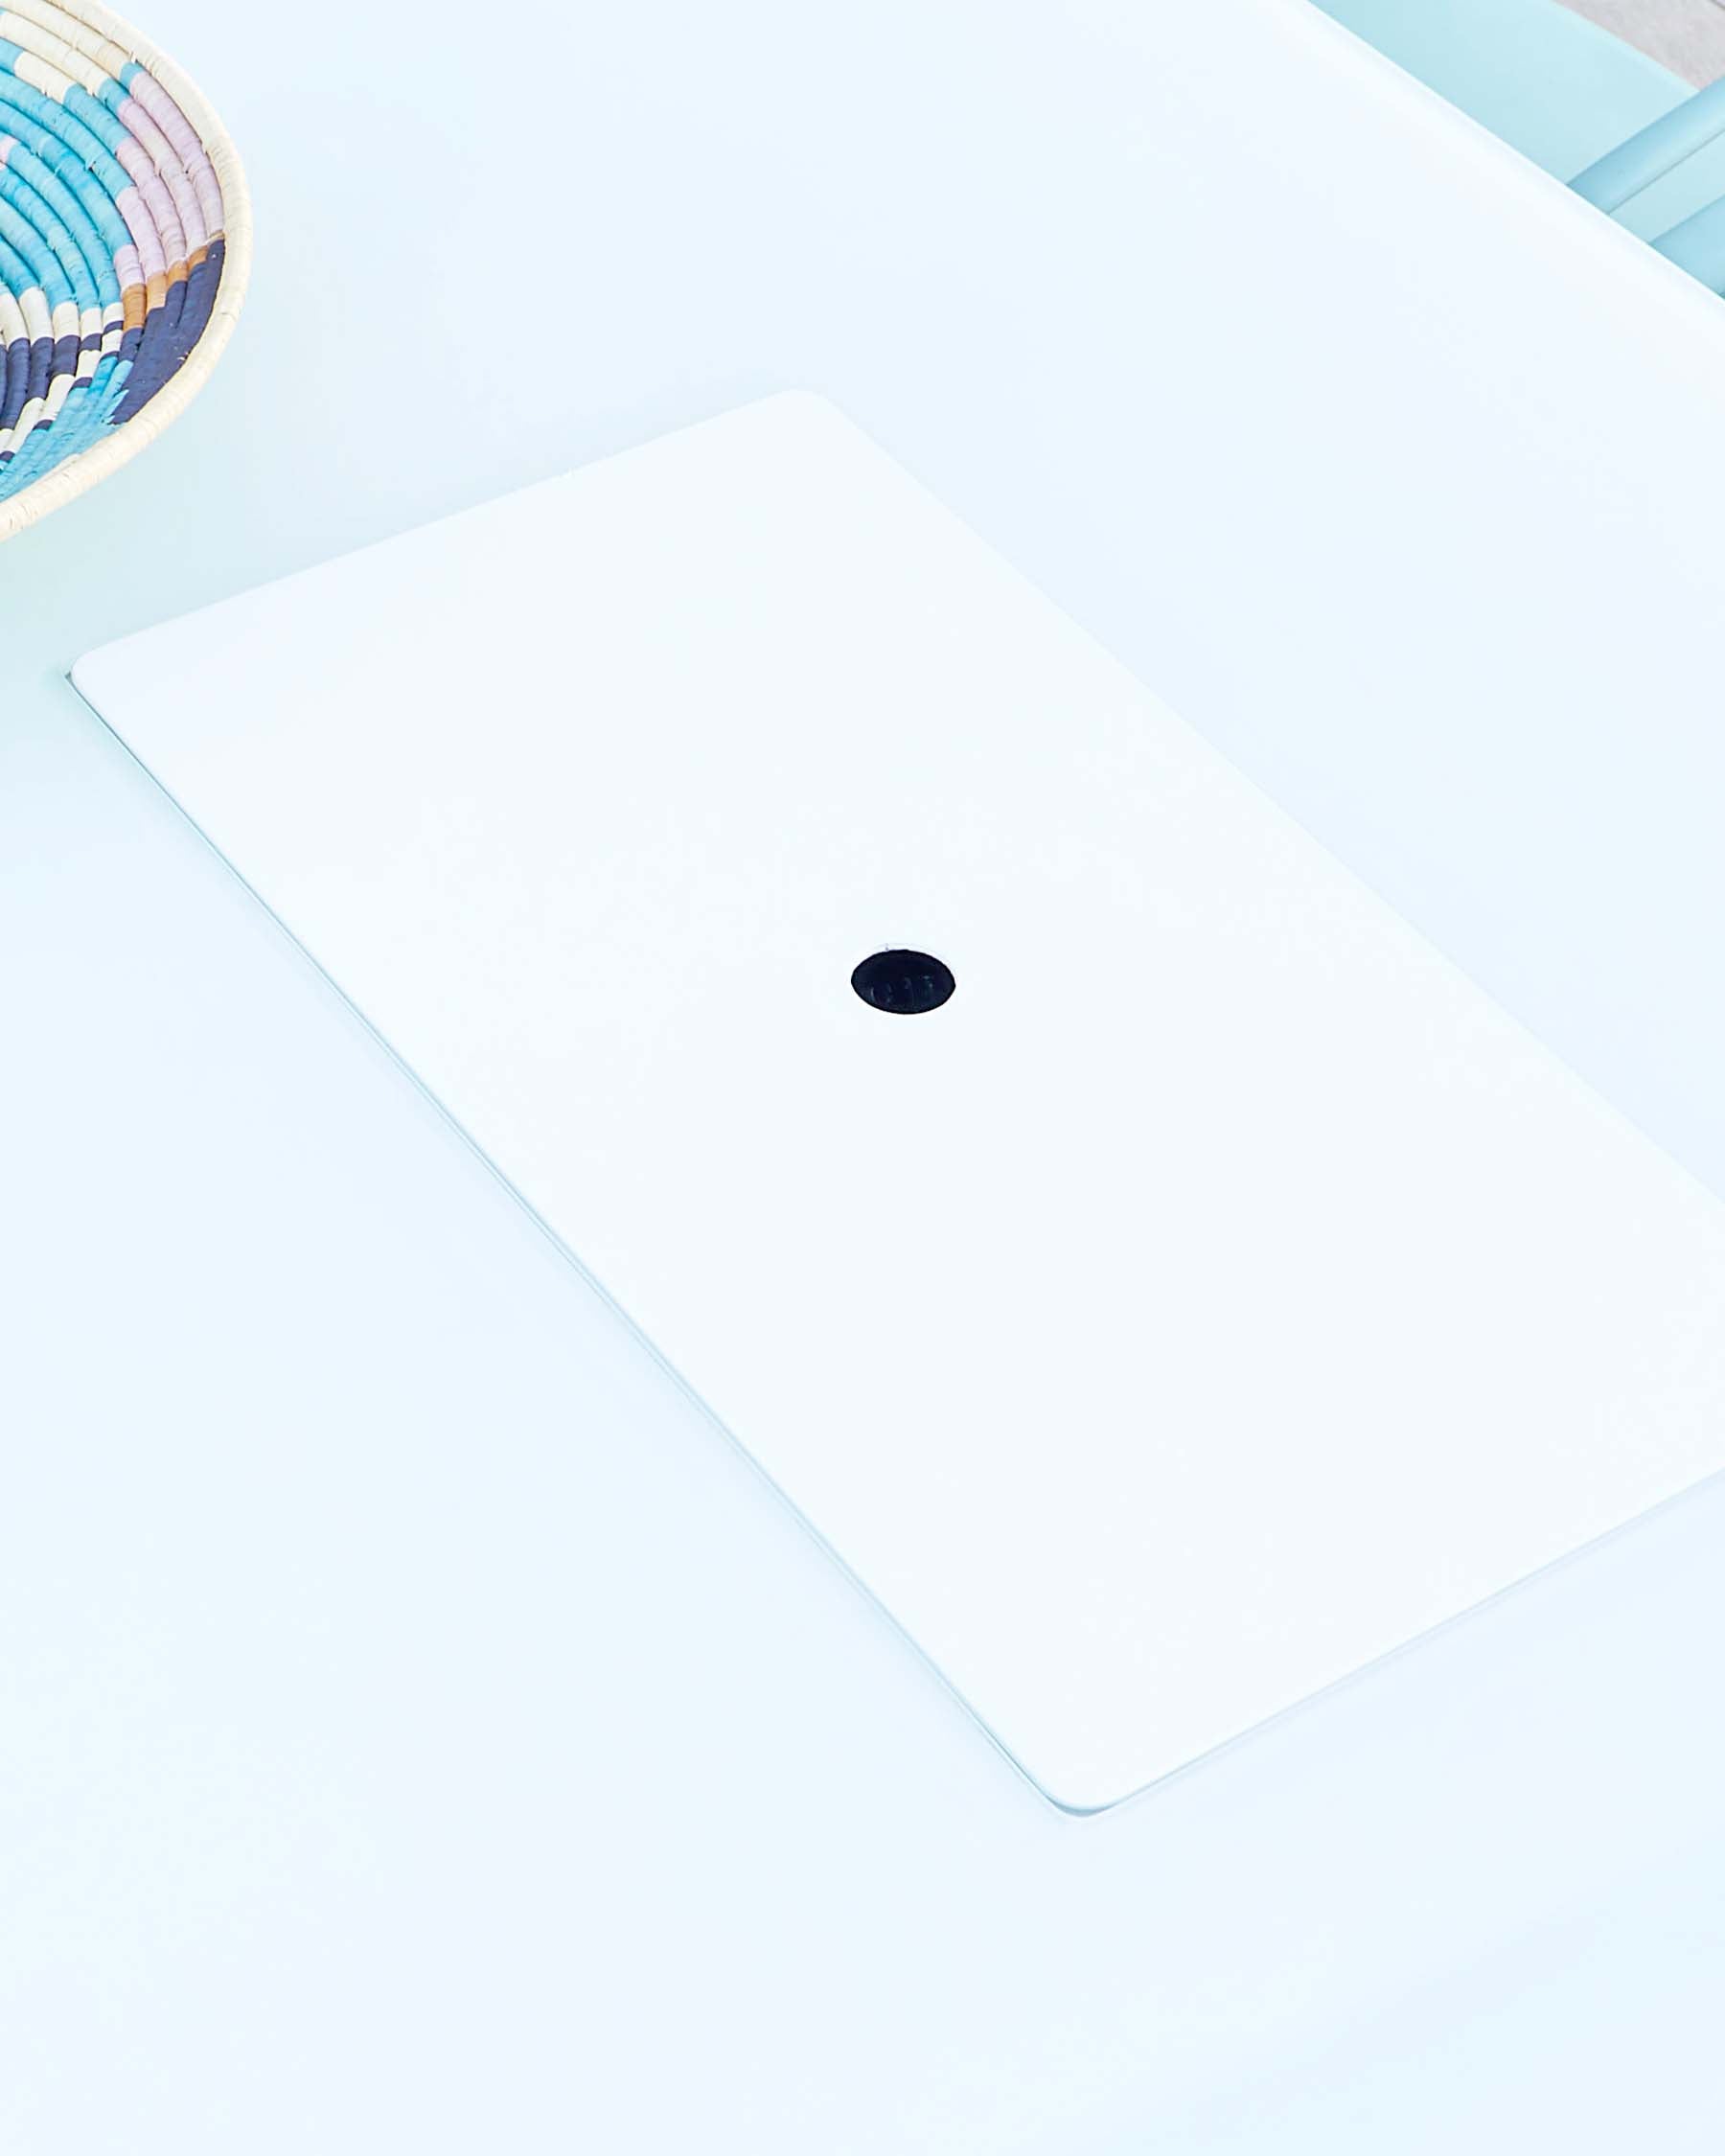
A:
[0,0,252,543]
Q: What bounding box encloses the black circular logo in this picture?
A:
[851,949,956,1016]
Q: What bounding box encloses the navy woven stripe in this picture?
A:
[1,336,28,429]
[111,237,226,424]
[25,334,50,406]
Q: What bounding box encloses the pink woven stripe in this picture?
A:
[117,93,208,258]
[124,68,224,239]
[114,144,185,269]
[112,181,167,282]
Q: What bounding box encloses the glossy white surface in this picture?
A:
[74,395,1725,1812]
[8,0,1725,2144]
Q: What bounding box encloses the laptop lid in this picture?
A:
[73,394,1725,1810]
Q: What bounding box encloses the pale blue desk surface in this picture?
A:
[5,3,1725,2147]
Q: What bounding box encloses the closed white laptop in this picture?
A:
[72,393,1725,1812]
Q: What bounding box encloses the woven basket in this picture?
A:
[0,0,248,541]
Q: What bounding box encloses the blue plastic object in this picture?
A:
[1566,78,1725,287]
[1311,0,1725,249]
[1651,192,1725,285]
[1572,74,1725,209]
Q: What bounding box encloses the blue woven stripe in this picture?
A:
[63,85,131,160]
[1,144,123,304]
[89,76,128,126]
[0,168,102,310]
[0,357,130,500]
[0,227,34,289]
[0,194,73,305]
[0,77,136,206]
[0,86,134,248]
